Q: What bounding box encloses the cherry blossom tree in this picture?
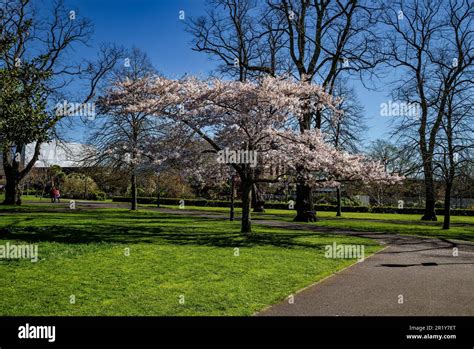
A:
[174,76,339,232]
[99,75,401,233]
[273,129,403,190]
[176,76,400,231]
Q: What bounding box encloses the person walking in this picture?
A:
[54,188,61,203]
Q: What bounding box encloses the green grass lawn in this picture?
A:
[0,207,380,316]
[0,194,46,202]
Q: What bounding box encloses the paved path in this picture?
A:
[255,221,474,316]
[22,201,474,315]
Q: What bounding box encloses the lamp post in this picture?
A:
[229,174,235,221]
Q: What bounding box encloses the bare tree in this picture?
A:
[322,79,366,216]
[323,79,366,153]
[86,48,166,211]
[381,0,474,221]
[186,0,285,81]
[367,139,418,206]
[266,0,382,221]
[435,81,474,229]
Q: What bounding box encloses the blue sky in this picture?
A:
[64,0,392,147]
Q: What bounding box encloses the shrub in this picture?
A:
[87,191,107,201]
[370,206,474,216]
[61,173,99,199]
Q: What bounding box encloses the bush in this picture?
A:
[370,206,474,216]
[23,189,41,196]
[87,191,107,201]
[61,173,99,199]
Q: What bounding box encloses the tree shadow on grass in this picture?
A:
[0,217,378,251]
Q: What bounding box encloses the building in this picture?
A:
[23,141,89,170]
[0,141,89,189]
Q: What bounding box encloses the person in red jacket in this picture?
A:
[53,188,61,203]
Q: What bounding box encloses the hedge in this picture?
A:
[370,206,474,216]
[113,197,236,207]
[23,190,107,201]
[112,196,474,216]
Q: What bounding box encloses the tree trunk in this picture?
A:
[3,173,22,205]
[336,187,342,217]
[2,142,42,206]
[241,180,253,233]
[294,182,316,222]
[229,176,235,221]
[3,149,22,205]
[2,147,22,205]
[421,173,437,221]
[131,172,137,211]
[294,111,316,222]
[251,183,265,212]
[442,183,452,230]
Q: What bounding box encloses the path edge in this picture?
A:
[253,244,391,316]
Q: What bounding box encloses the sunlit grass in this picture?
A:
[0,207,380,316]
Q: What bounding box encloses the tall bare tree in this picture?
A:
[322,79,366,216]
[435,82,474,229]
[381,0,474,221]
[187,0,286,81]
[268,0,383,221]
[86,48,167,211]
